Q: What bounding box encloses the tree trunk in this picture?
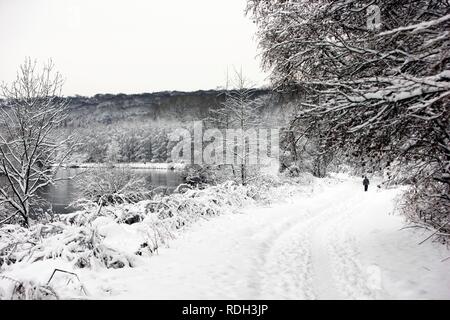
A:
[241,163,246,185]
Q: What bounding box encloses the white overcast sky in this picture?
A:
[0,0,268,96]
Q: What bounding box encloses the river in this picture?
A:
[0,168,184,214]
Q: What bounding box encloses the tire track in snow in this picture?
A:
[249,183,355,300]
[311,185,387,299]
[252,209,316,299]
[245,206,314,299]
[328,206,377,299]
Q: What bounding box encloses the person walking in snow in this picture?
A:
[363,176,370,192]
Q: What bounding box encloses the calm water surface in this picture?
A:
[0,168,183,214]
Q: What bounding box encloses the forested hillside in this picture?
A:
[62,90,294,163]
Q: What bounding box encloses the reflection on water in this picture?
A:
[0,168,183,214]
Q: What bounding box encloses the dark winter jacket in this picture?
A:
[363,178,370,186]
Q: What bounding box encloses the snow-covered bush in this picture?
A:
[0,276,58,300]
[0,217,142,271]
[401,180,450,241]
[71,168,152,212]
[180,164,217,188]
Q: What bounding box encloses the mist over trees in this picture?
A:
[247,0,450,233]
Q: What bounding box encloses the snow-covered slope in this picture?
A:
[2,175,449,299]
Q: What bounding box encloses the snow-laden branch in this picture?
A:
[0,59,77,227]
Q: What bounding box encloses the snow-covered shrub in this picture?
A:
[0,219,140,271]
[73,168,151,209]
[145,181,255,229]
[0,223,37,267]
[181,164,217,188]
[285,164,301,177]
[244,171,315,205]
[0,276,58,300]
[401,180,450,241]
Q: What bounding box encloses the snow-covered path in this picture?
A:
[80,176,450,300]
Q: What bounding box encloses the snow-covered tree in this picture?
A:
[136,134,153,162]
[151,129,169,163]
[118,132,141,163]
[247,0,450,232]
[106,139,121,163]
[84,130,108,163]
[209,70,265,185]
[0,59,78,226]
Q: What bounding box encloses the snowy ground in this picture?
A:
[2,174,449,299]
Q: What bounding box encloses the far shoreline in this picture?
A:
[59,162,186,171]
